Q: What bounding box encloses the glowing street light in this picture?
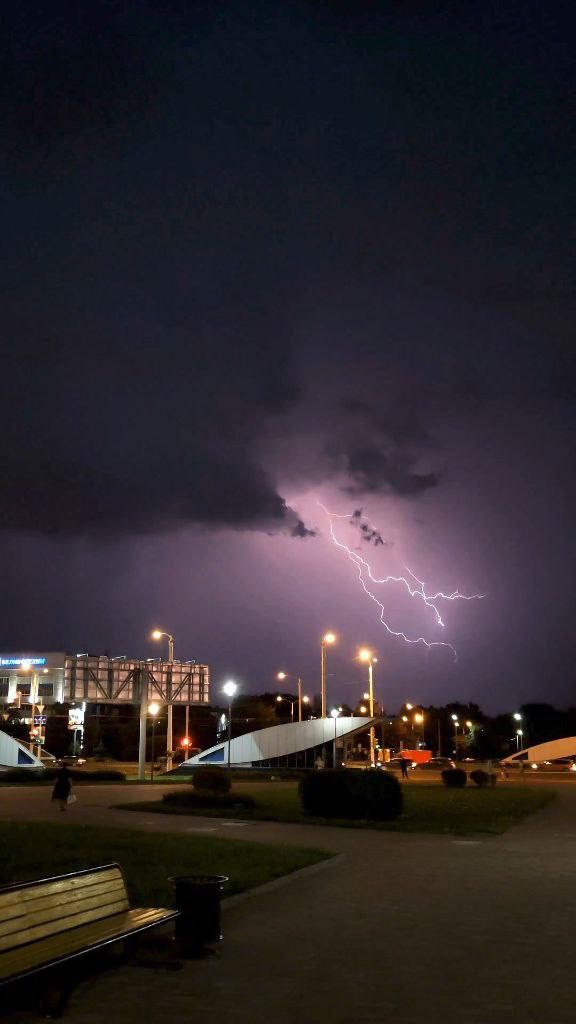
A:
[320,632,336,718]
[276,670,306,721]
[276,693,298,721]
[222,680,238,769]
[151,629,176,771]
[516,728,524,751]
[358,648,377,766]
[148,702,161,782]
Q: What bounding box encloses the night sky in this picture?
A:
[1,1,574,711]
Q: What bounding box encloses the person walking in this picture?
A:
[52,765,73,812]
[400,757,410,780]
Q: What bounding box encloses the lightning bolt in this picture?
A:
[319,503,484,660]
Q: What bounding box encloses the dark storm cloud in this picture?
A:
[1,1,175,177]
[350,510,390,548]
[344,446,439,497]
[1,0,573,548]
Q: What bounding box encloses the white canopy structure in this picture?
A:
[502,737,576,764]
[182,716,375,769]
[0,731,44,770]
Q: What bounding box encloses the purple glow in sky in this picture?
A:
[0,1,574,713]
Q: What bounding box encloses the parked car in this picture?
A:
[414,757,456,772]
[380,757,417,771]
[57,755,86,767]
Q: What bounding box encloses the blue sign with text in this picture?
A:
[0,657,47,667]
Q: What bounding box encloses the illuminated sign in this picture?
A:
[0,657,47,667]
[68,707,85,728]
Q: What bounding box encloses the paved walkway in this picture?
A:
[2,784,575,1023]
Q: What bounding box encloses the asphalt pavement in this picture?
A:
[1,782,575,1024]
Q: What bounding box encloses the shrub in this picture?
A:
[191,767,231,794]
[470,769,490,788]
[441,768,467,788]
[0,768,126,784]
[0,768,45,784]
[299,769,403,821]
[71,770,126,782]
[162,791,255,811]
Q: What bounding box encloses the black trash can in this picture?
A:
[171,875,228,953]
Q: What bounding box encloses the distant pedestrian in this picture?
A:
[400,758,409,779]
[52,766,72,812]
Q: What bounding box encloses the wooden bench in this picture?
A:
[0,863,179,993]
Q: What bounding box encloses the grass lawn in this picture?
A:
[0,822,331,905]
[117,780,555,836]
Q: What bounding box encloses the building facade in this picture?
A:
[0,651,210,707]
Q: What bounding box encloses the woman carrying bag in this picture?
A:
[51,764,74,812]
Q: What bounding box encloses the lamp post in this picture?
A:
[222,681,238,769]
[148,702,160,782]
[151,630,175,771]
[451,714,459,758]
[513,712,525,747]
[516,728,523,751]
[320,632,336,718]
[414,711,424,746]
[330,707,341,768]
[277,671,306,722]
[358,649,377,766]
[276,694,298,721]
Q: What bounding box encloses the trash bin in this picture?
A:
[170,875,228,953]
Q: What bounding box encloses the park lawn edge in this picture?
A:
[115,785,555,836]
[0,821,332,906]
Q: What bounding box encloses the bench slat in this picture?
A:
[0,879,127,932]
[0,869,123,911]
[0,897,132,952]
[0,908,177,983]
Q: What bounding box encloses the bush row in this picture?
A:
[441,768,497,788]
[162,790,255,810]
[0,768,126,784]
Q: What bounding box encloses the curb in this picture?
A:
[222,852,344,910]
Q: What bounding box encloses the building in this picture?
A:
[0,652,209,706]
[0,650,210,756]
[182,716,375,769]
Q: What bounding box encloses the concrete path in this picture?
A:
[2,784,575,1023]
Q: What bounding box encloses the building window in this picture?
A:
[17,682,31,697]
[38,682,54,698]
[0,678,9,698]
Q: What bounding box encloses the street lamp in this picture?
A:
[516,728,523,751]
[358,648,377,766]
[414,711,424,746]
[222,681,238,769]
[330,707,341,769]
[151,629,176,771]
[320,632,336,718]
[276,671,306,721]
[148,702,160,782]
[276,694,298,721]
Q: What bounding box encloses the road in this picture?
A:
[2,782,576,1023]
